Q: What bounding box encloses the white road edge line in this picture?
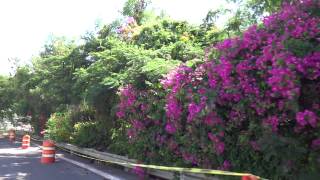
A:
[56,154,123,180]
[31,140,124,180]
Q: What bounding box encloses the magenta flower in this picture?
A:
[117,84,137,120]
[208,74,217,88]
[165,95,182,120]
[208,132,219,143]
[187,102,202,122]
[168,138,178,151]
[132,166,145,178]
[215,141,225,155]
[218,160,231,170]
[116,111,125,118]
[296,112,308,127]
[296,110,318,128]
[156,134,165,144]
[126,17,136,25]
[263,116,279,132]
[127,128,137,140]
[250,141,260,151]
[165,123,177,134]
[182,152,198,165]
[132,119,144,130]
[267,67,298,99]
[203,114,214,126]
[116,1,320,172]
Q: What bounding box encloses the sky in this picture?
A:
[0,0,234,75]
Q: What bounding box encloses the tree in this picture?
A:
[223,0,288,36]
[122,0,150,25]
[0,75,14,120]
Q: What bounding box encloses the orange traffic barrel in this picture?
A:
[21,135,30,149]
[41,140,56,164]
[8,129,16,142]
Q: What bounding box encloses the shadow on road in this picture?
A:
[0,137,104,180]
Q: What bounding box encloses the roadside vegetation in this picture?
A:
[0,0,319,179]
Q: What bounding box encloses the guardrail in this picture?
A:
[55,143,216,180]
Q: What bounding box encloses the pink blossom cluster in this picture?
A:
[295,110,318,129]
[116,84,136,119]
[116,16,138,39]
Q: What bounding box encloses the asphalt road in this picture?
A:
[0,137,139,180]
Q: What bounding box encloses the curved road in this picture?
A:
[0,137,139,180]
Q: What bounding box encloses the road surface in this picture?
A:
[0,136,139,180]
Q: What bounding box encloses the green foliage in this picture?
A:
[122,0,150,25]
[0,0,289,171]
[68,103,95,124]
[224,0,288,35]
[202,9,229,29]
[46,112,73,142]
[142,58,181,81]
[115,2,320,179]
[2,3,214,134]
[74,37,155,106]
[98,20,122,39]
[134,20,198,49]
[72,122,97,147]
[284,38,319,57]
[72,121,111,149]
[156,41,204,62]
[40,36,76,58]
[247,0,283,15]
[107,125,130,155]
[0,76,14,119]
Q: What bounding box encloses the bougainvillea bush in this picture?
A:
[117,1,320,179]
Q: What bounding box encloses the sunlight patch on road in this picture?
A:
[0,147,41,155]
[0,155,39,159]
[4,172,29,180]
[11,162,31,167]
[1,162,31,168]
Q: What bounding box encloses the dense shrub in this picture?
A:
[117,1,320,179]
[72,121,111,149]
[107,123,131,156]
[46,109,111,149]
[72,122,109,148]
[68,104,95,125]
[72,122,97,147]
[46,112,73,142]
